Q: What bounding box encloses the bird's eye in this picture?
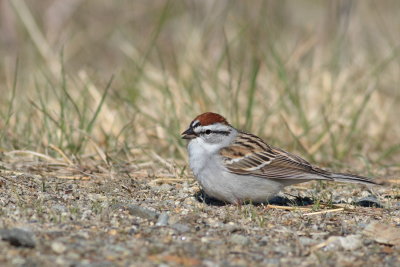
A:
[205,130,211,135]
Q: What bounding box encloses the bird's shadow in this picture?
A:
[193,190,382,208]
[194,190,313,207]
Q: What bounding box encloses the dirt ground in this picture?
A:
[0,156,399,267]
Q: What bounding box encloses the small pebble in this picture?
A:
[259,236,269,246]
[171,223,190,233]
[230,234,250,246]
[108,229,118,236]
[324,235,362,251]
[55,257,67,266]
[0,228,36,248]
[203,260,218,267]
[11,258,26,266]
[126,204,158,220]
[299,237,316,246]
[338,235,362,250]
[52,241,67,254]
[156,212,169,226]
[52,204,67,212]
[157,184,172,192]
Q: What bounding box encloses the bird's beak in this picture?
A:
[181,127,197,140]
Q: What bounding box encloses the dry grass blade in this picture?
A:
[87,138,108,166]
[265,205,312,211]
[311,238,337,252]
[151,152,175,171]
[303,208,344,216]
[49,144,74,165]
[5,150,62,164]
[56,175,91,180]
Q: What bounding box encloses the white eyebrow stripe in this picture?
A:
[203,124,231,132]
[191,120,200,128]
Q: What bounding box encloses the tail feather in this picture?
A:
[330,172,377,185]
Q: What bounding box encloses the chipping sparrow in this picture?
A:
[181,112,377,204]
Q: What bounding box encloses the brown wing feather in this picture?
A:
[220,132,333,181]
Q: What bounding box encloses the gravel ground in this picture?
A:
[0,156,399,267]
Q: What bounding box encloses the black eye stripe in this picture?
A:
[200,130,230,136]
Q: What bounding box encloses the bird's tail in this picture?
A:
[330,172,378,185]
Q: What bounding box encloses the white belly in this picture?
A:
[188,141,283,204]
[198,168,284,203]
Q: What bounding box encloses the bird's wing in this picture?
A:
[219,132,332,181]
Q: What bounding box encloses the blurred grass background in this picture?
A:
[0,0,399,174]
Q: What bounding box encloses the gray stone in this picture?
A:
[73,262,114,267]
[51,241,67,254]
[299,236,317,246]
[171,223,190,233]
[11,257,26,266]
[126,204,158,220]
[222,223,241,232]
[230,234,250,245]
[259,236,270,246]
[52,204,67,212]
[157,183,172,192]
[338,234,362,250]
[155,212,169,226]
[0,228,36,248]
[324,235,362,251]
[262,258,281,266]
[203,260,217,267]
